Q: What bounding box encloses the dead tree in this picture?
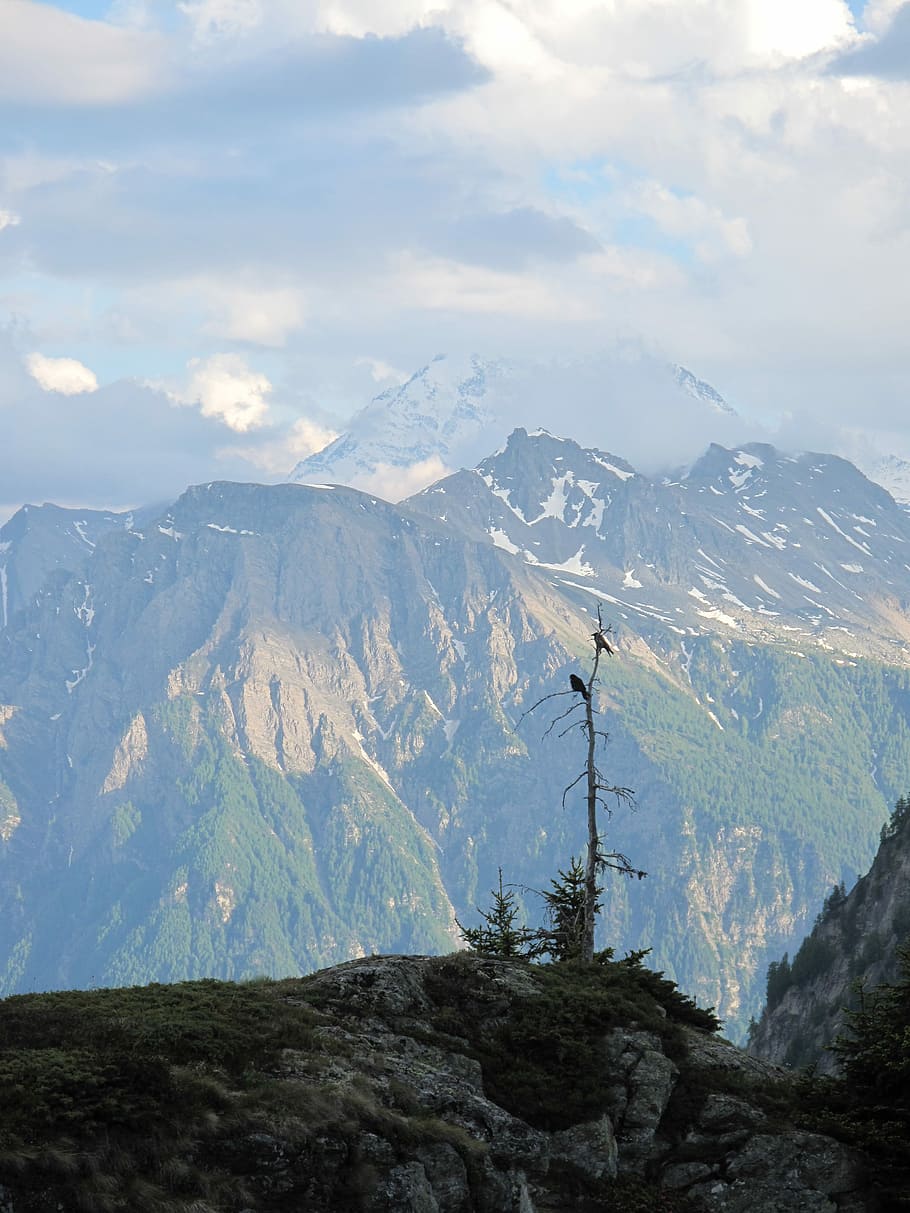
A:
[522,604,645,963]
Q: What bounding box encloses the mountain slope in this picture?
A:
[0,480,592,992]
[748,802,910,1072]
[4,431,910,1037]
[409,427,910,659]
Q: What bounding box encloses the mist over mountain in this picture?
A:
[288,351,747,500]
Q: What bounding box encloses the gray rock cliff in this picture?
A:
[0,952,872,1212]
[748,807,910,1072]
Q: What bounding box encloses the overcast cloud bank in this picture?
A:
[1,0,909,511]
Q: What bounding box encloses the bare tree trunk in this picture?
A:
[581,649,602,963]
[519,606,639,965]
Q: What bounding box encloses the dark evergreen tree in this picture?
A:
[538,856,601,962]
[881,794,910,842]
[765,952,792,1011]
[833,943,910,1107]
[456,869,541,959]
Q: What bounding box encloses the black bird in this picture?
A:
[569,673,589,700]
[592,630,615,656]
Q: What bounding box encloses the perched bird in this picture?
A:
[569,673,589,700]
[592,630,615,656]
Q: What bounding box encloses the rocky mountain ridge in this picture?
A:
[0,951,874,1213]
[409,427,910,661]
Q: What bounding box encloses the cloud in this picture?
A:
[355,357,410,385]
[0,0,168,105]
[198,280,307,347]
[830,0,910,74]
[26,352,98,395]
[224,415,340,474]
[349,455,454,502]
[626,183,753,262]
[175,354,273,432]
[178,0,262,42]
[2,0,910,507]
[0,342,265,508]
[391,253,588,319]
[435,206,601,270]
[0,210,20,232]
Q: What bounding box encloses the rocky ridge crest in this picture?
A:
[0,952,871,1212]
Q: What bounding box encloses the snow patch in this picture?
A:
[536,547,595,576]
[696,608,740,629]
[538,474,572,522]
[66,642,95,692]
[816,507,872,555]
[592,455,633,481]
[753,574,781,599]
[74,583,94,628]
[72,521,95,550]
[788,571,822,593]
[734,524,772,548]
[489,527,521,554]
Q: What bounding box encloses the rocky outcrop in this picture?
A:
[0,951,875,1212]
[250,955,868,1212]
[749,812,910,1073]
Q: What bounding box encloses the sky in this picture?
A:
[1,0,909,516]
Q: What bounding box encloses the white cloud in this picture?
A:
[201,282,307,347]
[0,1,168,105]
[224,415,339,474]
[629,182,753,261]
[355,357,410,385]
[0,210,20,233]
[740,0,855,61]
[863,0,908,34]
[178,0,263,42]
[350,455,453,502]
[392,253,586,318]
[178,354,272,432]
[26,353,98,396]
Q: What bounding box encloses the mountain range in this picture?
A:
[288,353,738,497]
[289,351,910,509]
[4,410,910,1039]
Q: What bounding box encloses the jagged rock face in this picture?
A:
[2,480,628,996]
[218,954,869,1212]
[410,428,910,657]
[0,502,129,628]
[2,463,910,1039]
[748,816,910,1072]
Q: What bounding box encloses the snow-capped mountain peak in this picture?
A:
[674,365,735,415]
[287,352,736,500]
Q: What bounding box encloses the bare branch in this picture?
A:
[557,721,586,740]
[517,688,577,728]
[560,770,587,811]
[542,701,583,739]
